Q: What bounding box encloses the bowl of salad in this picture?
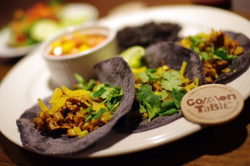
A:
[42,23,117,88]
[0,1,99,58]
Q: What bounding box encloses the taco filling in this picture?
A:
[126,42,206,132]
[129,61,199,123]
[180,30,245,83]
[33,76,123,138]
[16,56,135,155]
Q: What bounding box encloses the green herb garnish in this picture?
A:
[75,73,123,122]
[84,106,105,122]
[136,84,161,122]
[161,70,183,91]
[189,35,238,63]
[74,73,96,90]
[134,66,189,122]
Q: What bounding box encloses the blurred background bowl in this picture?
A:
[0,2,99,58]
[42,23,117,88]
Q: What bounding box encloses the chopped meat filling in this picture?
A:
[34,84,122,138]
[180,30,244,83]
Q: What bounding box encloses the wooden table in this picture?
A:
[1,0,250,165]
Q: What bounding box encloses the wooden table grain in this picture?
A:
[1,0,250,166]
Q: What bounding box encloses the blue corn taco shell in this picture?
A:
[16,56,135,156]
[213,31,250,83]
[126,42,206,132]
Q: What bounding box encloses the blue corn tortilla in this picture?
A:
[126,42,206,132]
[16,56,135,156]
[213,31,250,83]
[144,42,206,85]
[117,21,181,53]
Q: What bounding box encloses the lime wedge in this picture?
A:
[120,46,145,68]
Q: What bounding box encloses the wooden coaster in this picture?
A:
[181,84,244,125]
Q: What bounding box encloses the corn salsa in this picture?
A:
[49,31,107,56]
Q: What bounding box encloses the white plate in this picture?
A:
[0,3,99,58]
[0,5,250,158]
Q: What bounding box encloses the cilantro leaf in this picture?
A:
[147,72,161,83]
[136,84,161,122]
[158,90,169,100]
[139,102,158,122]
[161,70,183,91]
[200,51,211,61]
[171,88,186,109]
[189,36,201,54]
[84,106,95,122]
[159,108,178,116]
[85,107,106,122]
[146,69,157,74]
[135,85,150,103]
[92,108,105,119]
[139,103,147,113]
[136,84,161,106]
[100,87,115,99]
[161,99,175,110]
[163,70,181,80]
[84,106,94,113]
[110,101,120,114]
[93,87,106,98]
[214,47,237,62]
[74,73,96,90]
[74,73,84,83]
[135,69,160,83]
[91,84,121,100]
[189,36,201,46]
[144,102,158,122]
[102,86,123,112]
[113,85,121,92]
[136,71,149,83]
[161,79,183,91]
[85,114,93,122]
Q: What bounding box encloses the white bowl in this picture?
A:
[42,23,118,88]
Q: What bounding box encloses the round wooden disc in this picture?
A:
[181,84,244,125]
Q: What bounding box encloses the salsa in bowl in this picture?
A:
[42,23,117,88]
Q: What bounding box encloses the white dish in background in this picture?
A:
[58,3,99,27]
[0,28,39,58]
[0,3,99,58]
[42,23,117,88]
[0,5,250,158]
